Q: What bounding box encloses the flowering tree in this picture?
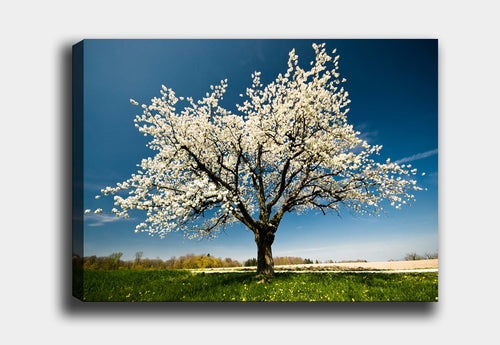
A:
[92,43,421,276]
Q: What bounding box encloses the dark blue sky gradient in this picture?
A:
[82,39,438,262]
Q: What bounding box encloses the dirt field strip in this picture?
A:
[276,259,438,270]
[274,268,438,274]
[196,268,438,274]
[191,259,439,274]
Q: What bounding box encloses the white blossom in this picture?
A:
[94,42,421,240]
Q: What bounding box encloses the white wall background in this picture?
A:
[1,1,498,344]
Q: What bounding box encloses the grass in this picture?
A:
[80,269,438,302]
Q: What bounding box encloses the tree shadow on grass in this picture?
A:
[69,270,437,316]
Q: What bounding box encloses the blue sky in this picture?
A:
[80,39,437,262]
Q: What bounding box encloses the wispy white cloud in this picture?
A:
[85,213,133,227]
[355,123,379,143]
[394,148,438,164]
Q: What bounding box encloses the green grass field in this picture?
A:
[79,269,438,302]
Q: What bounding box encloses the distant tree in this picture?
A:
[94,43,422,276]
[165,257,176,269]
[424,252,438,259]
[223,257,233,267]
[244,258,258,267]
[83,255,97,270]
[182,255,200,269]
[404,252,424,261]
[223,257,241,267]
[274,256,305,265]
[105,252,123,270]
[134,251,143,267]
[304,258,313,264]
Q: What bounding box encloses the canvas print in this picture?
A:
[72,39,438,302]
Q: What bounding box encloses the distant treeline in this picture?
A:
[74,252,325,270]
[73,251,438,271]
[77,252,241,270]
[404,252,438,261]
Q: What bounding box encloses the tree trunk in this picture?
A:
[255,231,275,276]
